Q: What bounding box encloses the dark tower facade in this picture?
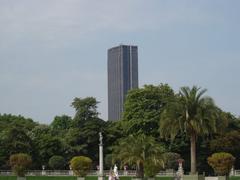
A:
[108,45,138,121]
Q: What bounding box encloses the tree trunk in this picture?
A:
[136,163,144,179]
[190,134,197,174]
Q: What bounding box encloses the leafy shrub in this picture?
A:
[49,155,65,170]
[208,152,235,176]
[104,154,113,169]
[70,156,92,177]
[9,153,32,177]
[163,152,181,170]
[144,160,162,178]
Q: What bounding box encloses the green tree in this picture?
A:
[36,135,65,166]
[0,114,37,132]
[10,153,32,177]
[210,131,240,169]
[103,121,126,157]
[50,115,72,130]
[64,118,106,161]
[70,156,92,177]
[208,152,235,178]
[123,84,174,137]
[112,134,165,178]
[48,155,65,170]
[163,152,181,170]
[71,97,99,127]
[160,86,217,174]
[0,127,34,169]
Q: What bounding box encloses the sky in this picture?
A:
[0,0,240,124]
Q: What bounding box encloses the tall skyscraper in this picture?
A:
[108,45,138,121]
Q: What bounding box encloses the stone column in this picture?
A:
[98,132,104,180]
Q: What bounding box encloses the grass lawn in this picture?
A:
[155,177,173,180]
[0,176,16,180]
[230,177,240,180]
[27,176,76,180]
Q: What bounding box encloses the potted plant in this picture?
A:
[70,156,92,180]
[208,152,235,180]
[9,153,32,180]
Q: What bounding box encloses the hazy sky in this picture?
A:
[1,0,239,124]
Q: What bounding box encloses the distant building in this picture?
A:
[107,45,138,121]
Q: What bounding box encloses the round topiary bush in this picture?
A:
[208,152,235,176]
[9,153,32,177]
[49,155,65,170]
[70,156,92,177]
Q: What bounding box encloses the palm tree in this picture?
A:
[112,134,165,178]
[160,86,217,174]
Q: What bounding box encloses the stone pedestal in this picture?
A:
[77,177,85,180]
[218,176,227,180]
[230,167,234,176]
[98,176,105,180]
[41,171,46,176]
[69,170,73,176]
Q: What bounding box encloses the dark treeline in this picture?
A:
[0,84,239,175]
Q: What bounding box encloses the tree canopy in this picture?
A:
[160,86,218,174]
[112,134,165,178]
[0,84,239,174]
[122,84,174,137]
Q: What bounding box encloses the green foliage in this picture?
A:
[104,154,113,169]
[162,152,181,170]
[48,155,65,170]
[160,86,217,174]
[210,131,240,154]
[71,97,99,126]
[123,84,174,137]
[0,114,37,132]
[160,86,217,140]
[112,134,165,178]
[208,152,235,176]
[210,131,240,169]
[9,153,32,177]
[0,87,239,175]
[144,159,162,177]
[51,115,72,131]
[1,127,33,154]
[70,156,92,177]
[64,118,106,161]
[38,136,65,165]
[0,114,37,169]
